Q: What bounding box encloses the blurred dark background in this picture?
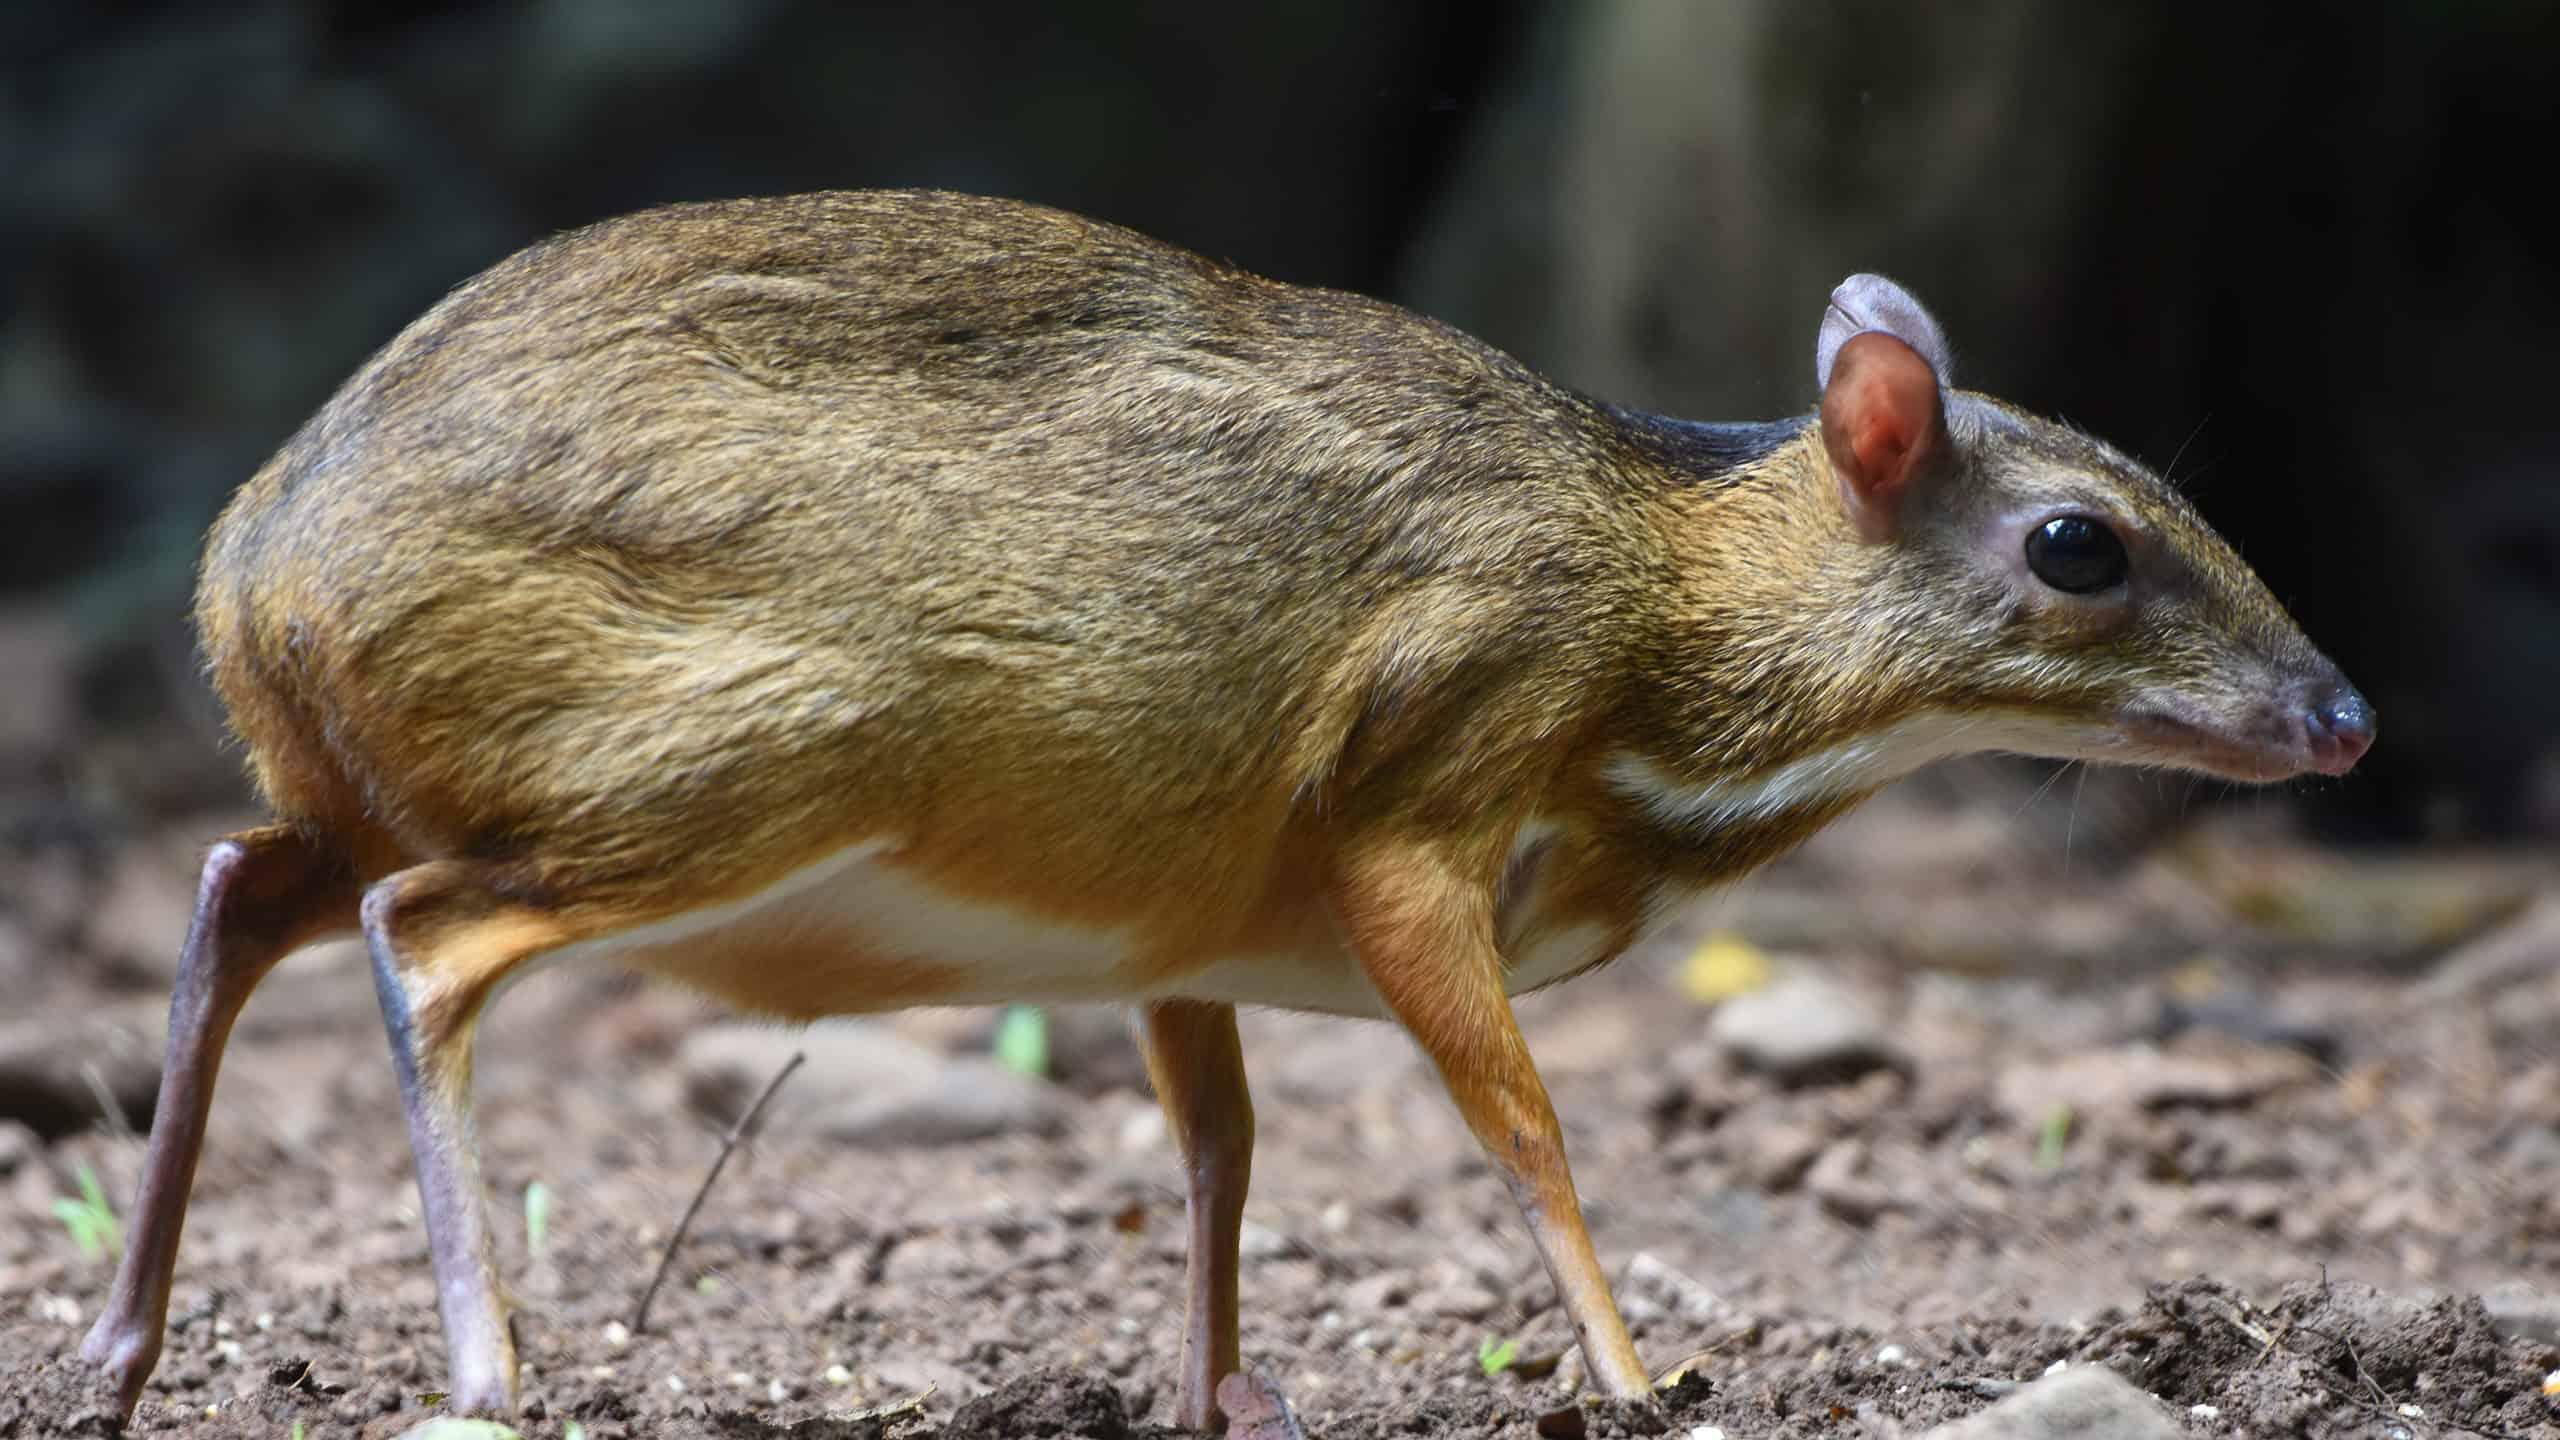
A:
[4,0,2556,852]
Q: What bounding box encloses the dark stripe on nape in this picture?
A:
[1603,407,1808,487]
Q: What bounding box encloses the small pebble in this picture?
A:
[213,1318,234,1337]
[1320,1200,1351,1234]
[214,1340,243,1365]
[767,1379,788,1404]
[665,1374,687,1394]
[729,1371,754,1388]
[1413,1283,1499,1321]
[1874,1343,1907,1366]
[36,1294,80,1325]
[2542,1368,2560,1396]
[2190,1403,2221,1419]
[1115,1316,1142,1335]
[1689,1428,1728,1440]
[2043,1359,2069,1377]
[590,1365,615,1379]
[603,1320,631,1349]
[1238,1220,1292,1260]
[0,1122,39,1177]
[1118,1108,1166,1152]
[824,1363,854,1386]
[1708,972,1900,1085]
[2398,1404,2424,1418]
[1533,1405,1587,1440]
[255,1312,274,1331]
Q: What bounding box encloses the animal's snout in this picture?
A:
[2303,684,2376,776]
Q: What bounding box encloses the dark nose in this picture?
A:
[2305,686,2377,775]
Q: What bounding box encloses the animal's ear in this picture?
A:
[1816,276,1951,544]
[1815,273,1952,391]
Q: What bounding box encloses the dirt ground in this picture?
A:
[5,775,2559,1438]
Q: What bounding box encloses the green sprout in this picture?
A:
[52,1163,121,1262]
[523,1180,553,1262]
[994,1005,1050,1078]
[2035,1103,2074,1173]
[1477,1335,1519,1377]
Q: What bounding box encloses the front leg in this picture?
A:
[1329,835,1651,1399]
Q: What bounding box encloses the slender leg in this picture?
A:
[360,861,572,1415]
[1135,1000,1255,1431]
[83,825,357,1423]
[1329,838,1651,1400]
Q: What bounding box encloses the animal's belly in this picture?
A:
[557,839,1627,1022]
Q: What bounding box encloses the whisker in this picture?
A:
[2014,759,2074,819]
[2066,761,2089,873]
[2161,414,2210,490]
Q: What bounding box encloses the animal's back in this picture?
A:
[197,190,1636,936]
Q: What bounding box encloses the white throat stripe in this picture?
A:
[1608,710,2111,831]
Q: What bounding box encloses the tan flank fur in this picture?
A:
[84,190,2373,1430]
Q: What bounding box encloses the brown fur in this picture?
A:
[110,190,2362,1426]
[199,196,2338,962]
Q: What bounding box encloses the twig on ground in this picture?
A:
[843,1385,934,1423]
[632,1049,804,1333]
[2205,1296,2274,1351]
[2336,1334,2394,1413]
[2288,1322,2398,1413]
[82,1061,137,1144]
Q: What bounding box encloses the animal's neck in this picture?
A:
[1558,421,1962,883]
[1621,432,1915,762]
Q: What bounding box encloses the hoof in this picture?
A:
[440,1356,520,1418]
[79,1316,158,1423]
[1214,1372,1307,1440]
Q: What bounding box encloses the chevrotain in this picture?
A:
[83,190,2372,1430]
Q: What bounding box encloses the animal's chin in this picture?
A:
[2113,709,2330,783]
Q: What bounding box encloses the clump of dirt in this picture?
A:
[940,1370,1170,1440]
[0,1360,117,1438]
[2073,1277,2557,1437]
[700,1403,913,1438]
[1315,1373,1709,1440]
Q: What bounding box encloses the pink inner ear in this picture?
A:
[1819,331,1946,542]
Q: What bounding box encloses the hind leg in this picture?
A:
[1135,1001,1254,1431]
[83,824,358,1422]
[360,860,581,1414]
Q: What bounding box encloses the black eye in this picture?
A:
[2025,515,2129,594]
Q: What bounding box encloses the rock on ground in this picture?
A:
[0,997,164,1138]
[2481,1281,2560,1344]
[0,1118,35,1175]
[1921,1366,2179,1439]
[2419,893,2560,1000]
[393,1422,524,1440]
[1707,972,1903,1086]
[1994,1036,2317,1122]
[680,1018,1067,1147]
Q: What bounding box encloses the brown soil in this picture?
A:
[4,789,2558,1438]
